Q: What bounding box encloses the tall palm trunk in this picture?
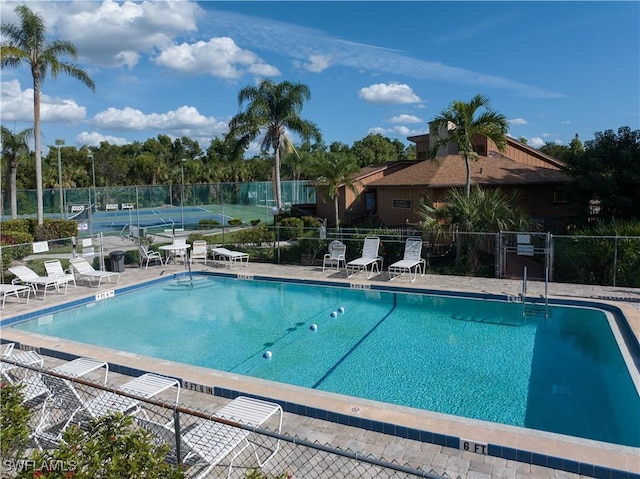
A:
[33,72,43,224]
[334,196,340,229]
[273,145,282,210]
[10,161,18,218]
[463,154,471,198]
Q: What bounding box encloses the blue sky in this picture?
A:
[1,1,638,155]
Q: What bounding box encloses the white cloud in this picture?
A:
[561,120,572,125]
[155,37,280,79]
[368,125,423,138]
[389,114,422,124]
[528,137,545,148]
[359,83,421,104]
[508,118,527,126]
[0,80,86,122]
[92,105,228,137]
[76,131,129,147]
[297,54,332,73]
[49,0,201,68]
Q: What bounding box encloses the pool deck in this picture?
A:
[1,259,639,479]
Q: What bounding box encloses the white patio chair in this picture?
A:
[190,240,208,265]
[322,240,346,272]
[388,237,426,282]
[346,236,382,278]
[69,257,120,287]
[138,246,163,269]
[167,238,188,265]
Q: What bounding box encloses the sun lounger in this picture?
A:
[388,237,426,282]
[0,284,31,309]
[346,236,382,278]
[44,259,76,288]
[137,396,282,479]
[211,247,249,268]
[69,257,120,287]
[8,265,68,299]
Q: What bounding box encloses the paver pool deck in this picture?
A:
[1,256,639,479]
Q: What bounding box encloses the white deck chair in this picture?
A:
[322,240,346,272]
[211,247,249,268]
[138,246,163,269]
[0,284,31,309]
[346,236,382,278]
[44,259,76,288]
[137,396,282,479]
[69,257,120,287]
[8,265,67,299]
[190,240,208,265]
[1,351,52,419]
[388,237,426,282]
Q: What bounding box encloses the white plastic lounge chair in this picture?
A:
[69,257,120,287]
[388,237,426,283]
[346,236,382,278]
[211,247,249,268]
[44,259,76,288]
[1,342,15,356]
[137,396,282,479]
[8,265,67,299]
[0,284,31,309]
[190,240,208,265]
[0,351,51,408]
[138,246,163,269]
[322,240,346,272]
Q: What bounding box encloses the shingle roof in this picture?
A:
[368,155,571,188]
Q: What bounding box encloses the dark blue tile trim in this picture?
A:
[3,272,638,479]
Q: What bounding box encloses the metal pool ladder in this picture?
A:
[520,266,549,318]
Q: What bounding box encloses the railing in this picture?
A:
[2,359,444,479]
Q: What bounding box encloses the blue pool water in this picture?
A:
[10,275,640,447]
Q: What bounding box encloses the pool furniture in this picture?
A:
[0,350,51,409]
[211,247,249,268]
[1,342,15,356]
[346,236,383,279]
[137,396,282,479]
[190,240,208,265]
[322,240,346,272]
[52,357,109,384]
[8,265,68,299]
[388,237,426,283]
[138,245,163,269]
[159,240,190,266]
[0,284,31,309]
[44,259,76,288]
[38,372,179,447]
[69,257,120,287]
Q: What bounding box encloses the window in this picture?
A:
[393,199,412,209]
[553,188,568,206]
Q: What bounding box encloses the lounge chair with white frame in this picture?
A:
[44,259,76,288]
[137,396,282,479]
[211,247,249,268]
[346,236,382,279]
[322,240,346,272]
[8,265,69,299]
[387,237,426,282]
[69,257,120,287]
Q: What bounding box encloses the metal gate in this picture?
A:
[497,231,553,280]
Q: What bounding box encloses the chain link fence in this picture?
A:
[1,359,446,479]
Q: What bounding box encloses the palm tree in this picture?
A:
[227,79,322,211]
[429,94,508,198]
[308,152,362,228]
[1,5,95,224]
[1,126,33,218]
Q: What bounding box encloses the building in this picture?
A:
[314,132,576,230]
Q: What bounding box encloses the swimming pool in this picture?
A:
[9,274,640,447]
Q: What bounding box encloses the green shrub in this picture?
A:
[234,224,274,247]
[300,216,321,228]
[279,217,304,240]
[187,233,207,244]
[228,218,243,226]
[18,413,184,479]
[33,219,78,241]
[0,382,31,460]
[124,250,139,265]
[250,219,261,226]
[0,230,34,263]
[0,219,31,234]
[198,218,220,229]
